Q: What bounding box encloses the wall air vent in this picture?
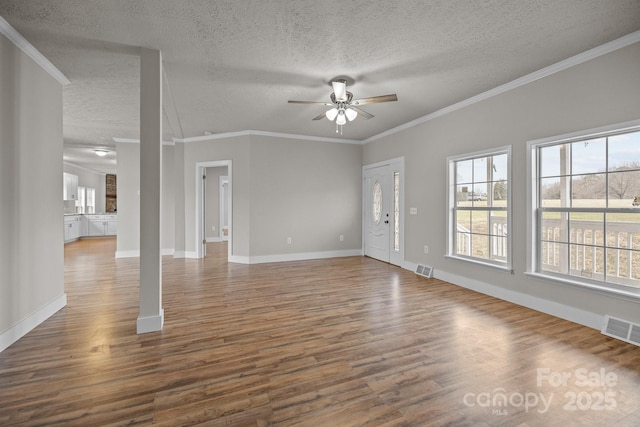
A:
[601,315,640,347]
[415,264,433,278]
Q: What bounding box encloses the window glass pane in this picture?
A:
[471,183,488,205]
[570,245,604,280]
[492,154,508,181]
[540,144,567,177]
[456,232,471,256]
[372,181,382,224]
[456,210,472,233]
[606,212,640,250]
[541,211,568,243]
[394,172,400,252]
[569,212,603,246]
[571,174,605,207]
[540,177,569,207]
[471,234,489,259]
[571,138,606,175]
[473,157,488,182]
[471,210,489,235]
[608,131,640,171]
[492,180,508,204]
[489,211,508,237]
[608,170,640,204]
[456,185,472,206]
[456,160,473,184]
[491,236,508,261]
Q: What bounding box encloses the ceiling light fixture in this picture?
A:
[94,149,109,157]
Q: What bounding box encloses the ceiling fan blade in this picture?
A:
[288,100,333,105]
[349,106,374,120]
[312,111,327,121]
[332,80,348,102]
[351,94,398,105]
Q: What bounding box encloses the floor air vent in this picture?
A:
[601,315,640,347]
[415,264,433,278]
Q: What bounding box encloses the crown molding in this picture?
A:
[174,129,362,145]
[63,161,107,175]
[112,137,175,146]
[364,30,640,144]
[0,15,70,86]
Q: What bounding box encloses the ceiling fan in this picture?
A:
[288,78,398,134]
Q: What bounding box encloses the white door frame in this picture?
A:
[219,175,229,242]
[195,160,232,259]
[362,157,405,266]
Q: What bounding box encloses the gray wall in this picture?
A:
[181,134,362,258]
[363,42,640,324]
[63,163,106,213]
[0,34,65,341]
[116,141,140,256]
[116,142,175,256]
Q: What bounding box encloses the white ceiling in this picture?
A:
[1,1,639,174]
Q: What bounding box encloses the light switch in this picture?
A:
[410,207,418,215]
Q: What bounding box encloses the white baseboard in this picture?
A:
[422,268,603,330]
[0,293,67,353]
[116,249,175,258]
[206,237,223,243]
[136,309,164,334]
[229,249,363,265]
[115,250,139,258]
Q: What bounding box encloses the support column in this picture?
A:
[137,48,163,334]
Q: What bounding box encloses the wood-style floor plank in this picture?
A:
[1,238,639,426]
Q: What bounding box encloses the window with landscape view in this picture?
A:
[447,146,511,269]
[529,123,640,295]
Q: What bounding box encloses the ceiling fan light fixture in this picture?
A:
[326,107,339,121]
[336,110,347,126]
[94,149,109,157]
[345,108,358,121]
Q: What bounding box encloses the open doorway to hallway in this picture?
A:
[195,160,232,260]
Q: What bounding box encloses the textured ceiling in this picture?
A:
[1,0,640,174]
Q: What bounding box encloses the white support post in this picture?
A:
[137,48,164,334]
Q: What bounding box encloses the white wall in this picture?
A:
[0,33,66,351]
[63,163,106,213]
[363,42,640,325]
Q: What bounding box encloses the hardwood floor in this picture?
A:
[1,238,639,426]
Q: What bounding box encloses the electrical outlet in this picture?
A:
[287,237,292,244]
[424,245,429,254]
[339,234,344,241]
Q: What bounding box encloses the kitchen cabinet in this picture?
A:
[64,215,81,242]
[86,214,117,236]
[63,173,79,201]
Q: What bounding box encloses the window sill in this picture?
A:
[445,255,513,274]
[524,271,640,302]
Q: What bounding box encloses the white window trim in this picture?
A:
[526,119,640,301]
[446,145,512,272]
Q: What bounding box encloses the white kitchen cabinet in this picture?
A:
[86,215,117,236]
[63,173,79,201]
[64,215,81,242]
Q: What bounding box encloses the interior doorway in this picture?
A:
[363,158,404,266]
[195,160,232,260]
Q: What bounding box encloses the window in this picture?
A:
[86,188,96,214]
[447,146,511,269]
[528,122,640,297]
[76,186,85,213]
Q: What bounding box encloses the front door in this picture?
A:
[364,165,391,263]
